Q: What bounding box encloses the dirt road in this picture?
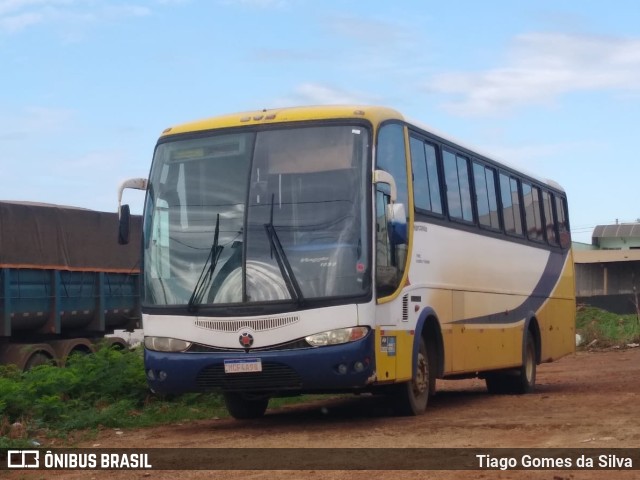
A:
[8,348,640,479]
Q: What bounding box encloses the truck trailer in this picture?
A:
[0,201,141,370]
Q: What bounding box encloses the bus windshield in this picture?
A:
[143,124,370,309]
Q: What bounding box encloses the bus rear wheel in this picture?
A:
[223,392,270,420]
[392,337,429,416]
[486,333,536,394]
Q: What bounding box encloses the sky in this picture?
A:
[2,0,640,244]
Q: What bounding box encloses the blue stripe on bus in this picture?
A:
[450,250,568,326]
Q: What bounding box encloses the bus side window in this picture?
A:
[473,162,500,230]
[410,136,442,215]
[443,150,473,223]
[555,195,571,249]
[542,191,559,246]
[522,182,544,242]
[499,173,524,236]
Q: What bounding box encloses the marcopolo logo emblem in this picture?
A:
[239,332,254,348]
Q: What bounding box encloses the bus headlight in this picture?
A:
[305,327,369,347]
[144,337,192,352]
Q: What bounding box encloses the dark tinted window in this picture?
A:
[542,191,558,245]
[523,182,544,242]
[375,123,409,297]
[443,150,473,222]
[410,137,442,214]
[376,123,409,211]
[555,196,571,248]
[473,162,500,229]
[499,173,523,236]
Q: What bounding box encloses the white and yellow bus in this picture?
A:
[118,105,575,419]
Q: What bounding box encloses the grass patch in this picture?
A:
[0,346,333,448]
[576,306,640,348]
[0,347,232,447]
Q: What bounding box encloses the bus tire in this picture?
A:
[392,337,429,416]
[485,332,536,395]
[485,373,509,394]
[426,336,438,397]
[513,332,537,394]
[223,392,269,420]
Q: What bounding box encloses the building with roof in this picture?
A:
[573,222,640,314]
[591,223,640,250]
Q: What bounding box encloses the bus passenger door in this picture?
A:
[373,122,412,383]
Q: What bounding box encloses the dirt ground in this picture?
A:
[7,347,640,480]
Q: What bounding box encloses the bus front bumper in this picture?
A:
[144,333,375,394]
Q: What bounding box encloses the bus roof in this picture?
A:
[159,105,405,137]
[159,104,564,192]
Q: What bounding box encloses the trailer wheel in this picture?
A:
[24,352,54,370]
[223,393,269,420]
[392,336,429,415]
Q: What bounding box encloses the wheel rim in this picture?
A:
[413,351,428,396]
[525,343,535,383]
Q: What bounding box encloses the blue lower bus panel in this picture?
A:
[145,332,375,394]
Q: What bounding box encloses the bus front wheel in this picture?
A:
[392,337,429,416]
[223,392,270,420]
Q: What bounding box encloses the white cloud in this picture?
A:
[0,0,155,33]
[477,140,600,173]
[428,33,640,116]
[0,106,75,140]
[249,48,326,63]
[324,14,414,48]
[0,0,71,16]
[276,82,379,107]
[0,10,41,31]
[219,0,288,9]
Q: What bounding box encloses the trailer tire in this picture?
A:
[24,352,54,370]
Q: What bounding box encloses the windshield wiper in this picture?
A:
[188,213,223,312]
[264,194,304,305]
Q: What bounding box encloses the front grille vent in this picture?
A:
[195,315,299,333]
[188,338,310,353]
[196,362,302,392]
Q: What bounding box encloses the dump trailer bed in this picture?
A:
[0,201,141,369]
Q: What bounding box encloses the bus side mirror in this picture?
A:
[386,203,407,245]
[118,204,131,245]
[373,170,397,202]
[116,177,147,245]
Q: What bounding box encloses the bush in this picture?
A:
[0,345,231,446]
[0,346,148,429]
[576,306,640,348]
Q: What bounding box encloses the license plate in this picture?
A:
[224,358,262,374]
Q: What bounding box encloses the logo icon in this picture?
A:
[239,332,254,348]
[7,450,39,469]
